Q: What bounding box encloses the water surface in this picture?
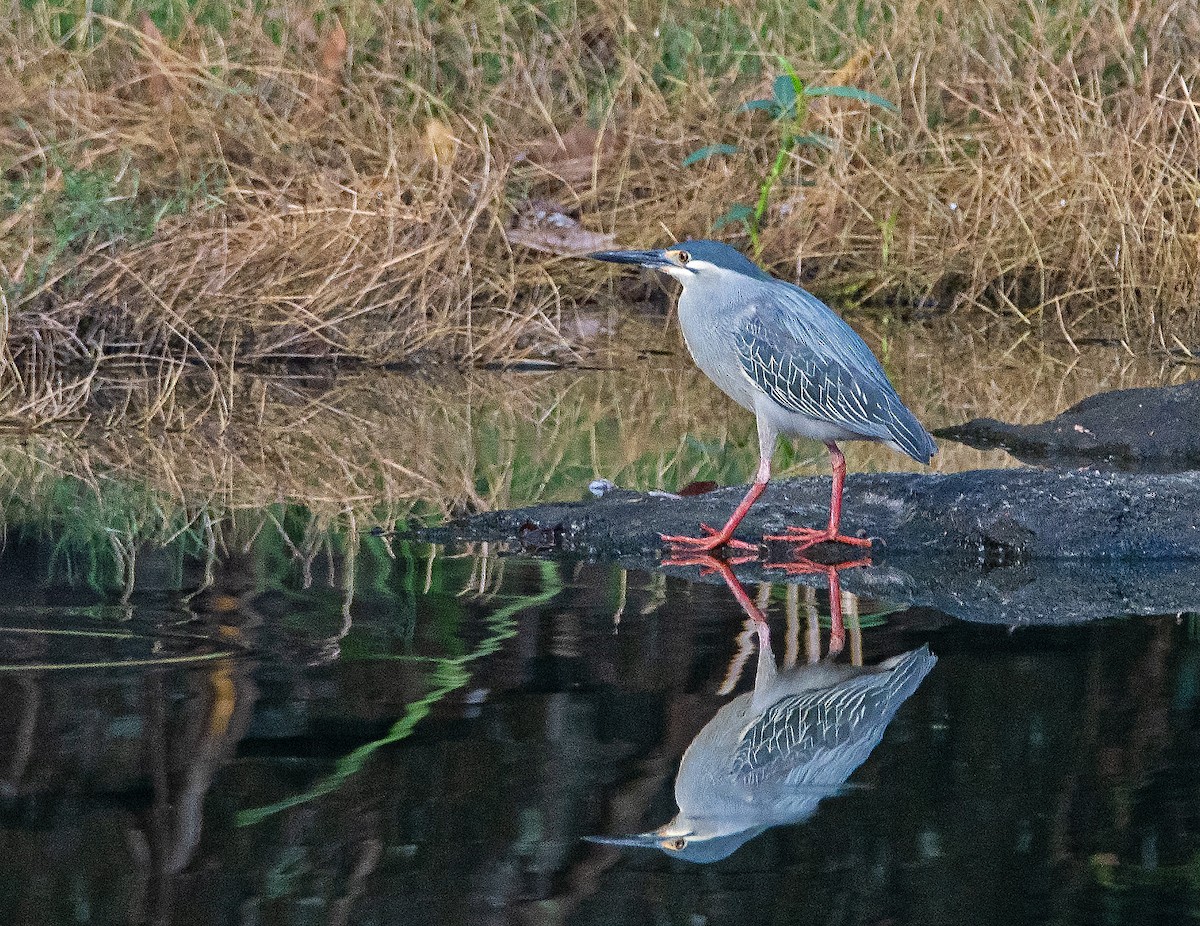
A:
[0,333,1197,924]
[1,533,1198,925]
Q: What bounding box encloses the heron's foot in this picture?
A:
[764,555,872,576]
[660,523,759,554]
[763,526,871,552]
[661,551,758,572]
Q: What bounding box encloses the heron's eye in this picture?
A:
[676,251,691,265]
[662,838,687,851]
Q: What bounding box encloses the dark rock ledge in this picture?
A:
[935,379,1200,471]
[424,468,1200,561]
[418,468,1200,626]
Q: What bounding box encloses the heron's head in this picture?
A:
[587,239,771,287]
[584,815,763,864]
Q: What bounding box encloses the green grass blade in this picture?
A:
[803,85,899,113]
[683,144,740,167]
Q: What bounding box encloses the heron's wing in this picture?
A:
[731,645,936,786]
[734,286,936,463]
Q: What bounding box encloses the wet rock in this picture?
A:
[935,379,1200,471]
[792,557,1200,626]
[424,468,1200,561]
[421,466,1200,625]
[636,554,1200,626]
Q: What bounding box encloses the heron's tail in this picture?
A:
[885,400,938,465]
[877,644,938,705]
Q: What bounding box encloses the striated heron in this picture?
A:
[589,240,936,552]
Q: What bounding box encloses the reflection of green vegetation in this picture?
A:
[0,370,778,593]
[236,559,562,825]
[28,473,212,595]
[0,649,233,672]
[818,604,901,630]
[0,626,236,671]
[0,345,1173,595]
[1089,850,1200,916]
[0,422,805,597]
[764,584,902,629]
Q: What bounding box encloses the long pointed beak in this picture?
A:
[582,833,663,848]
[586,248,673,270]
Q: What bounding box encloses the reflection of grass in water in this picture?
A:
[0,338,1188,594]
[816,608,898,630]
[236,559,562,826]
[35,473,217,595]
[762,583,903,629]
[0,625,237,671]
[1089,850,1200,903]
[0,649,234,672]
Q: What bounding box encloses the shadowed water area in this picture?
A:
[1,331,1199,924]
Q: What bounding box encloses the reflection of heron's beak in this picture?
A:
[582,833,664,848]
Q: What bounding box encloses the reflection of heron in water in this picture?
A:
[590,556,935,863]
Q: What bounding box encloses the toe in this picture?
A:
[660,532,722,552]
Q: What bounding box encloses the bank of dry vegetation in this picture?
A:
[2,0,1200,423]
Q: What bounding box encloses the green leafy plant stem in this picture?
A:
[689,58,896,256]
[750,132,798,254]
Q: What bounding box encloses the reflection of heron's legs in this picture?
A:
[657,549,768,695]
[803,586,820,665]
[763,556,870,658]
[705,558,768,627]
[661,550,759,570]
[828,578,845,656]
[687,557,793,744]
[845,588,863,667]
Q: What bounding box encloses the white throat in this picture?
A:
[662,259,722,285]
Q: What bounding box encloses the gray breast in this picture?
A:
[677,287,757,411]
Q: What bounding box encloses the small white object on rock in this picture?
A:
[589,478,617,497]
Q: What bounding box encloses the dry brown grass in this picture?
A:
[2,0,1200,423]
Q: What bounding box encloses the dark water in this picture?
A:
[1,533,1199,926]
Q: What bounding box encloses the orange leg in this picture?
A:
[765,441,872,551]
[661,452,769,553]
